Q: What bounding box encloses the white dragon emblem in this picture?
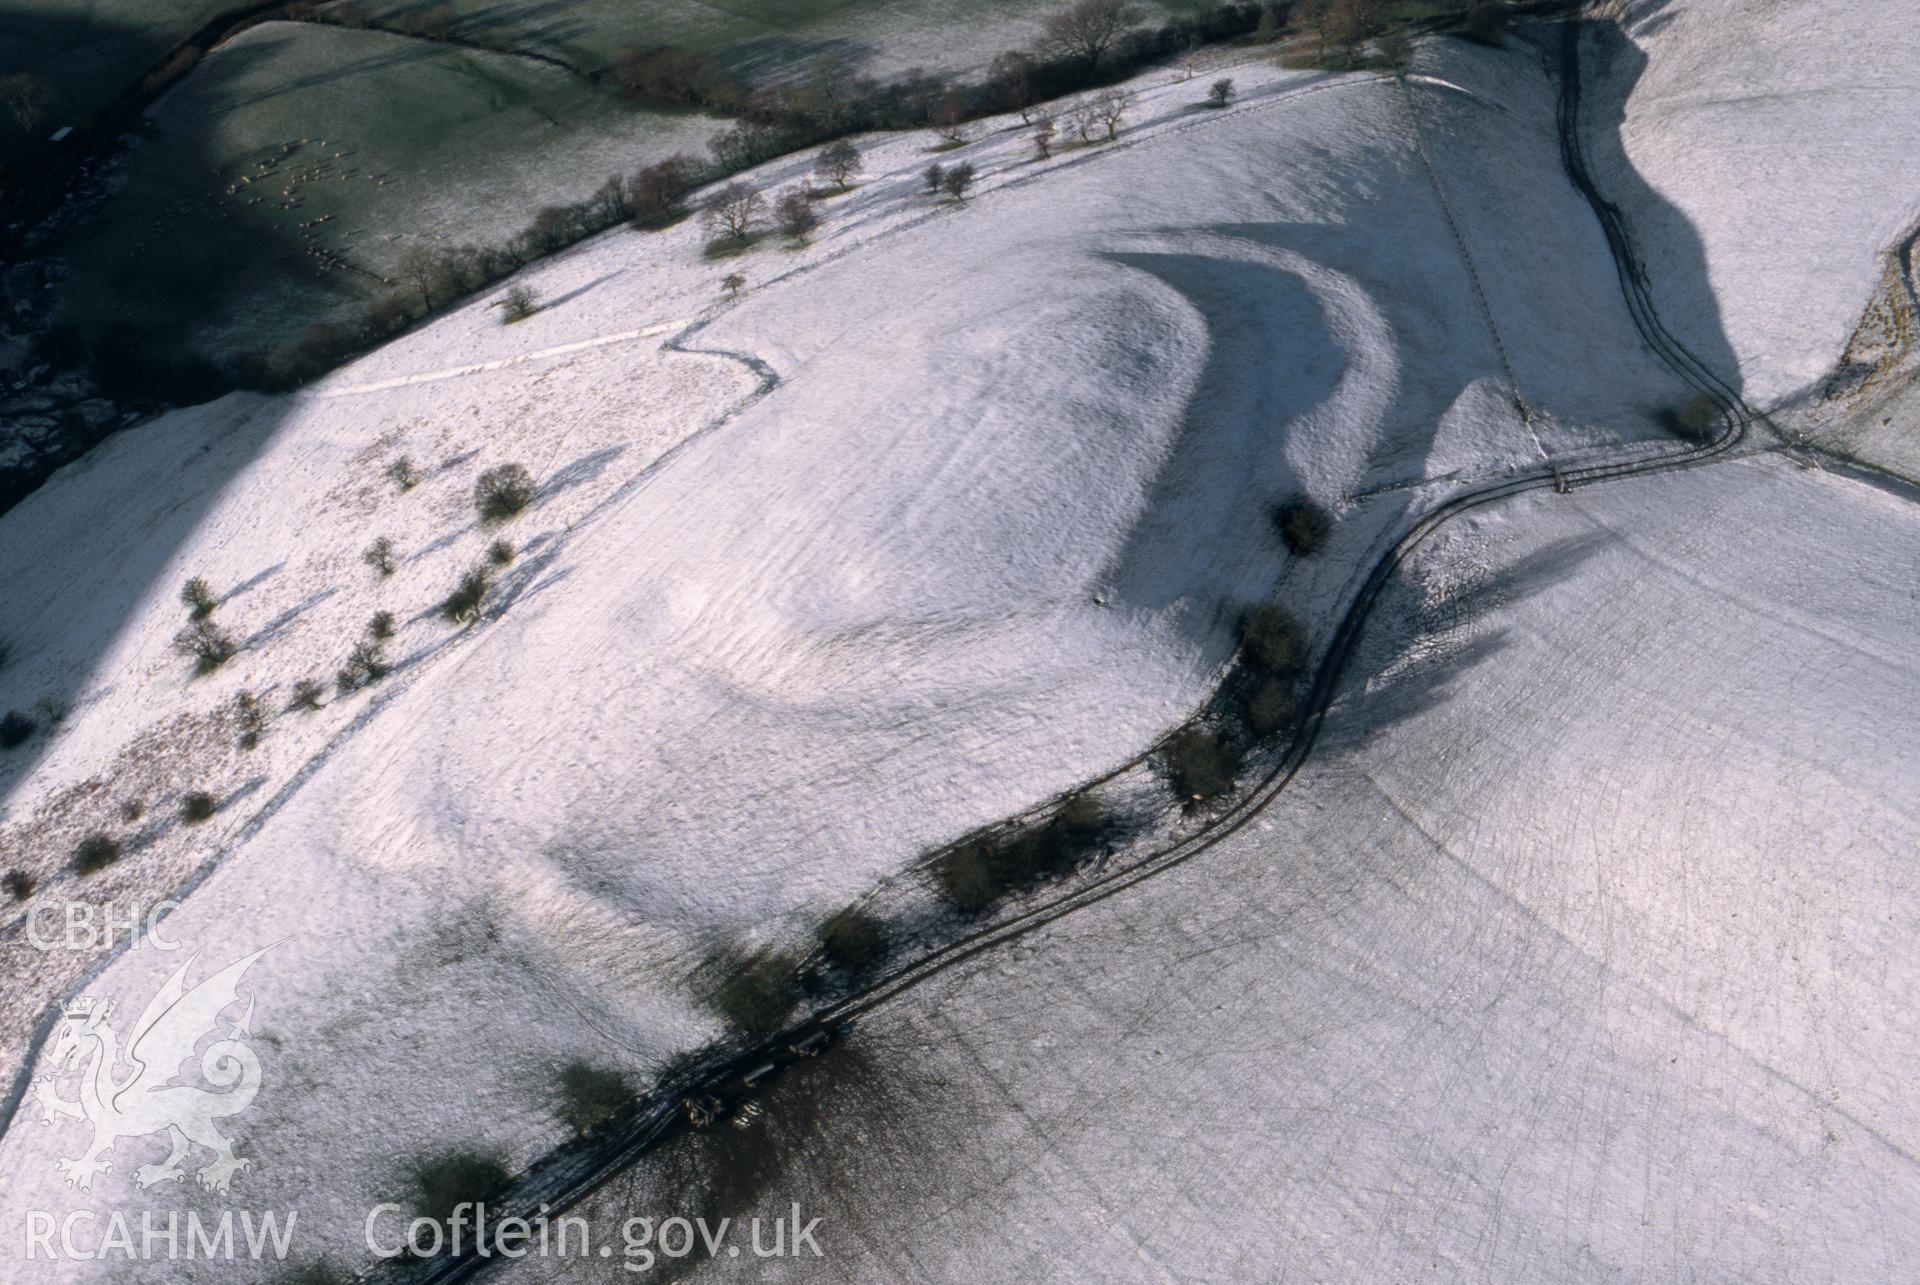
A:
[33,944,273,1195]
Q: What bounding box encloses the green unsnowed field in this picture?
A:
[45,21,717,366]
[16,0,1252,386]
[333,0,1208,80]
[0,1,240,168]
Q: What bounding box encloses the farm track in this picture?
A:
[376,19,1761,1283]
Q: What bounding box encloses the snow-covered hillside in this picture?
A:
[1,6,1911,1279]
[594,451,1920,1283]
[1591,0,1920,412]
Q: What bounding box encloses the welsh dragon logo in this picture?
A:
[33,944,273,1195]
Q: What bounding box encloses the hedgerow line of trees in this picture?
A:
[219,0,1284,391]
[692,490,1338,1044]
[223,0,1504,393]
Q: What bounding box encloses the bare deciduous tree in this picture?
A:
[943,162,977,202]
[1095,88,1131,139]
[923,162,946,194]
[1032,117,1057,159]
[702,182,764,243]
[989,50,1038,121]
[1065,98,1100,142]
[525,205,577,254]
[395,244,449,309]
[498,284,539,323]
[799,55,855,130]
[593,174,632,225]
[1207,77,1235,108]
[173,620,237,676]
[816,139,863,190]
[932,95,974,146]
[1037,0,1144,75]
[627,154,701,221]
[775,187,818,241]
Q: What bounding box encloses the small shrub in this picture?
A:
[1663,393,1723,443]
[287,678,325,712]
[180,577,218,620]
[336,639,390,694]
[1274,498,1331,555]
[1207,77,1235,108]
[1044,792,1108,861]
[474,464,535,523]
[487,539,516,567]
[942,162,977,202]
[409,1151,511,1228]
[173,620,238,676]
[386,457,420,491]
[182,791,217,823]
[235,690,267,750]
[818,908,890,974]
[363,537,396,577]
[1240,604,1308,676]
[775,187,819,242]
[120,799,145,823]
[931,841,1002,916]
[3,869,34,900]
[1164,727,1237,802]
[443,566,494,623]
[627,154,700,223]
[368,611,396,641]
[1244,678,1297,737]
[710,949,800,1034]
[0,709,35,749]
[499,284,539,324]
[554,1060,636,1136]
[73,833,123,875]
[721,272,746,299]
[923,162,945,194]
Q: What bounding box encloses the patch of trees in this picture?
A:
[229,157,705,391]
[604,0,1262,176]
[930,794,1113,917]
[610,47,745,111]
[228,0,1273,396]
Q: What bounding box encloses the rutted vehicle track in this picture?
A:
[379,18,1760,1283]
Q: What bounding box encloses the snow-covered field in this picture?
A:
[582,452,1919,1283]
[1590,0,1920,414]
[0,3,1914,1279]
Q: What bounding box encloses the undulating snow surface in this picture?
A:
[1594,0,1920,409]
[0,11,1906,1279]
[569,454,1920,1282]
